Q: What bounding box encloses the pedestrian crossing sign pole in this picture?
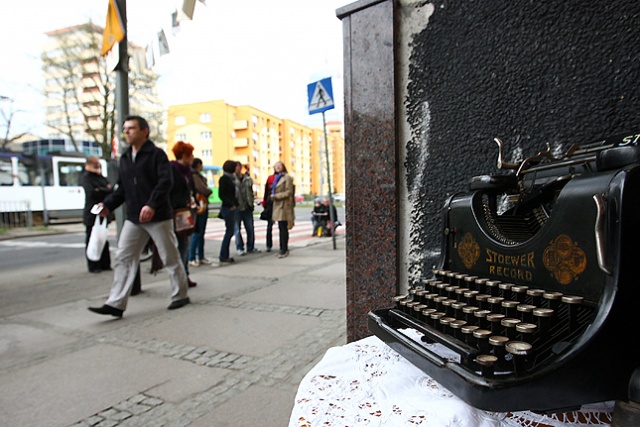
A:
[307,77,337,249]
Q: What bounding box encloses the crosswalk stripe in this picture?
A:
[203,219,343,247]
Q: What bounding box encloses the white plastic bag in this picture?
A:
[86,216,109,261]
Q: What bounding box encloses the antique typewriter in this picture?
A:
[369,132,640,418]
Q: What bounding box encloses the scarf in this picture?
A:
[271,173,282,196]
[171,161,191,185]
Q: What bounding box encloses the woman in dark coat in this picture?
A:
[218,159,239,263]
[170,141,197,287]
[81,156,112,273]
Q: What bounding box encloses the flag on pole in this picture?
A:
[101,0,125,56]
[158,29,170,56]
[182,0,196,20]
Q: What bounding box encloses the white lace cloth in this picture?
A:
[289,332,613,427]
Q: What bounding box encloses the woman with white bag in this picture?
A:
[82,155,113,273]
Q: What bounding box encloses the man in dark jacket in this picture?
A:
[88,115,190,318]
[82,155,112,273]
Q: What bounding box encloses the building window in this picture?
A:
[175,116,186,125]
[176,133,186,142]
[200,131,212,141]
[202,149,212,157]
[252,115,258,127]
[199,113,211,123]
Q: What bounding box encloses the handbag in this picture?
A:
[174,207,195,236]
[260,203,272,221]
[86,216,109,261]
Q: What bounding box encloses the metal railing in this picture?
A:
[0,201,33,230]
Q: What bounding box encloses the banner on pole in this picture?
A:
[101,0,125,56]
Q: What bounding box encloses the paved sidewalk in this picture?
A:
[0,224,346,427]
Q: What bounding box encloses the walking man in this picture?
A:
[88,115,190,318]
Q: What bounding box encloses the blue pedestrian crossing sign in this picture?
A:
[307,77,335,115]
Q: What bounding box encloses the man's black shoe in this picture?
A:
[219,257,235,263]
[88,305,123,318]
[168,297,190,310]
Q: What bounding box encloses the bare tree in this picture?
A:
[41,23,164,158]
[0,97,29,150]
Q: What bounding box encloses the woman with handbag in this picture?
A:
[81,155,113,273]
[270,161,295,258]
[189,158,213,266]
[170,141,197,287]
[218,159,239,263]
[261,170,276,252]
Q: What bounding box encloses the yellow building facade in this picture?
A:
[167,100,345,199]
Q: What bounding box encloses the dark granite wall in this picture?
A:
[338,0,397,342]
[338,0,640,341]
[405,0,640,283]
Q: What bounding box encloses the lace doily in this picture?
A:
[289,333,613,427]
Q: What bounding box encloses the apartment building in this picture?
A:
[42,23,164,154]
[167,100,345,198]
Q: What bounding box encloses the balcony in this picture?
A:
[233,120,248,130]
[233,138,249,148]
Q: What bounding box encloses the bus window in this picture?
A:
[17,157,53,186]
[58,161,84,187]
[0,158,13,186]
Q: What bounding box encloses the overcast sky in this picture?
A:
[0,0,349,137]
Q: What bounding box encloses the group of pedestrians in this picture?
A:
[216,160,295,262]
[83,115,296,318]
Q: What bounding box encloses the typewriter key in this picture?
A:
[489,335,510,362]
[506,341,533,375]
[450,319,467,339]
[454,273,468,287]
[475,354,498,378]
[455,287,470,302]
[461,325,480,346]
[393,295,407,308]
[441,298,456,316]
[543,291,563,310]
[475,293,491,310]
[517,304,536,324]
[487,296,505,313]
[439,316,456,334]
[462,305,480,323]
[562,295,584,333]
[474,309,491,329]
[533,307,555,335]
[515,322,538,342]
[445,285,460,299]
[421,308,436,323]
[485,280,501,296]
[446,271,457,284]
[486,313,506,335]
[475,277,489,293]
[429,311,446,328]
[526,289,545,306]
[473,329,493,353]
[463,290,480,305]
[498,283,514,298]
[501,317,521,340]
[502,300,520,318]
[451,302,468,318]
[511,285,529,302]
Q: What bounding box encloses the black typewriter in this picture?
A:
[369,132,640,419]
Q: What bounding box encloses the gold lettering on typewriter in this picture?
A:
[485,249,535,281]
[543,234,587,285]
[458,233,480,269]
